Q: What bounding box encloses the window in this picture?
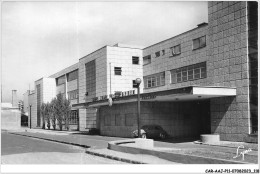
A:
[132,56,139,64]
[114,67,122,75]
[171,62,206,84]
[171,44,181,56]
[67,90,78,100]
[56,75,65,86]
[69,110,78,125]
[162,50,165,56]
[193,36,206,50]
[133,80,138,88]
[144,72,165,89]
[125,114,134,126]
[155,51,160,58]
[67,70,78,82]
[143,55,151,65]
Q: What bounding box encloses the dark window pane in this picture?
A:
[200,36,206,47]
[143,55,151,65]
[114,67,122,75]
[193,39,200,49]
[132,56,139,64]
[155,51,160,57]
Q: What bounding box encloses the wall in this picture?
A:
[28,92,37,128]
[99,101,210,138]
[143,24,208,93]
[208,1,250,141]
[106,46,143,94]
[1,109,21,130]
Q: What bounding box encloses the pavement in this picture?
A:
[2,128,258,164]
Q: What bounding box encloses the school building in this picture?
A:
[26,1,258,142]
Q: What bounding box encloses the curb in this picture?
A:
[85,150,146,164]
[108,139,253,164]
[8,132,90,148]
[193,141,258,151]
[7,132,144,164]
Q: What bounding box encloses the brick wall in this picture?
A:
[208,1,250,141]
[143,24,208,93]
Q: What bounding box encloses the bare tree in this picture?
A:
[40,103,46,129]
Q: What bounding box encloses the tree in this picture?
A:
[45,102,51,130]
[40,103,46,129]
[63,99,71,131]
[50,99,56,130]
[53,93,71,131]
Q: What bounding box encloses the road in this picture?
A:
[1,132,126,164]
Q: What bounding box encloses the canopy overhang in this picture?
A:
[72,86,236,109]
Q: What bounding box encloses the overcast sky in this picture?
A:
[1,1,208,102]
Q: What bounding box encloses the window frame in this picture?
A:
[170,62,207,84]
[144,72,165,89]
[114,67,122,75]
[67,90,78,100]
[143,55,151,65]
[69,110,78,125]
[56,75,66,86]
[155,51,160,58]
[192,36,206,50]
[67,70,78,82]
[132,56,139,65]
[170,44,181,56]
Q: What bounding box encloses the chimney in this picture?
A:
[12,90,18,107]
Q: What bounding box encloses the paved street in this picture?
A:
[1,132,126,164]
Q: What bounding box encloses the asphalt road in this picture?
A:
[1,132,126,164]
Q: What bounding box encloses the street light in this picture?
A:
[29,104,32,129]
[135,78,142,138]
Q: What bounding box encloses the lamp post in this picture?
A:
[135,78,142,138]
[29,104,32,129]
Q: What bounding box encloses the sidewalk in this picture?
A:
[4,128,258,164]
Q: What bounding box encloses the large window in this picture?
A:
[69,110,78,125]
[143,55,151,65]
[114,67,122,75]
[132,56,139,64]
[144,72,165,89]
[56,75,65,86]
[170,44,181,56]
[67,90,78,100]
[171,62,206,84]
[67,70,78,82]
[193,36,206,50]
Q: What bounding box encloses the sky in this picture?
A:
[1,1,208,102]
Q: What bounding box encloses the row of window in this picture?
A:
[68,90,78,100]
[144,35,206,65]
[144,72,165,88]
[68,110,78,125]
[104,113,135,126]
[144,62,206,89]
[56,70,79,86]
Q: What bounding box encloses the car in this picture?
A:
[132,125,168,139]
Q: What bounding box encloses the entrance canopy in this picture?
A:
[72,86,236,109]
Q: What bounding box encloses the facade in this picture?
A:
[26,1,258,142]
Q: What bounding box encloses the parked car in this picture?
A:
[132,125,168,139]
